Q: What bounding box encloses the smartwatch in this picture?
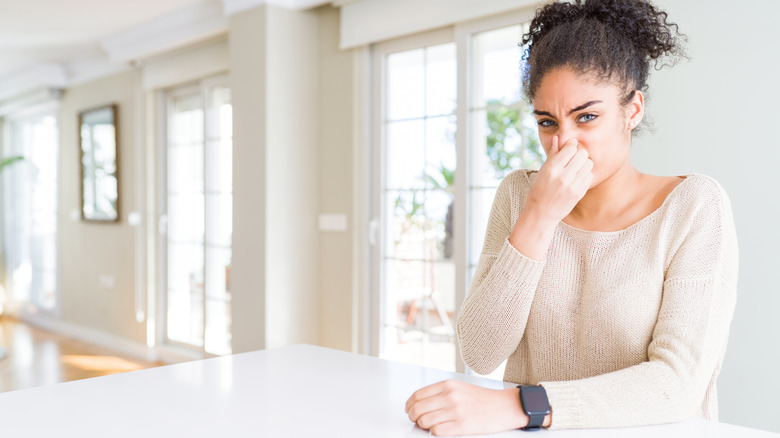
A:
[517,385,550,431]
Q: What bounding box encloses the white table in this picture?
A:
[0,344,776,437]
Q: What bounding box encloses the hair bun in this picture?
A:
[581,0,683,61]
[523,0,685,65]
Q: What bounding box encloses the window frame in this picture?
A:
[368,8,538,375]
[157,73,232,358]
[0,101,61,317]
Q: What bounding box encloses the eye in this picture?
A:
[577,113,597,123]
[537,119,556,128]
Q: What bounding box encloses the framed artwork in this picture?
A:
[79,104,119,222]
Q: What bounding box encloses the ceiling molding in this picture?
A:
[100,1,228,63]
[339,0,539,49]
[283,0,334,9]
[219,0,331,15]
[0,64,67,103]
[66,56,132,88]
[219,0,265,15]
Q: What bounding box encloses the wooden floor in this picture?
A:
[0,316,163,394]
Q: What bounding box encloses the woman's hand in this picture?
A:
[508,136,593,260]
[527,136,593,223]
[405,380,528,436]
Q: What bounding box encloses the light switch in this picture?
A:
[127,212,141,226]
[99,275,115,291]
[318,214,348,232]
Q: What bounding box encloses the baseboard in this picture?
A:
[15,312,202,364]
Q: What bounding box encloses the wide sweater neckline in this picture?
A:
[523,171,697,235]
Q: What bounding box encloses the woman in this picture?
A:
[405,0,738,434]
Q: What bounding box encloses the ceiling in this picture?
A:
[0,0,214,79]
[0,0,347,83]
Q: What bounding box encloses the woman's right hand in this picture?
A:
[528,136,594,223]
[508,136,593,260]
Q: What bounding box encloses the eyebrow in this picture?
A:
[532,100,603,118]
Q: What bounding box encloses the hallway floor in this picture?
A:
[0,316,162,394]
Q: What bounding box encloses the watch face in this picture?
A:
[521,386,550,414]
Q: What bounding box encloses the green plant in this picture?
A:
[391,101,544,259]
[0,156,23,173]
[485,99,545,178]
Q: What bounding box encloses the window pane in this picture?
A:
[387,49,425,120]
[382,258,455,371]
[472,25,525,108]
[426,44,457,116]
[425,115,456,191]
[167,89,205,348]
[205,297,231,355]
[386,120,425,189]
[470,107,544,188]
[206,139,232,193]
[210,86,232,139]
[166,81,232,355]
[168,193,205,243]
[170,94,203,144]
[3,114,58,311]
[168,143,204,193]
[385,189,426,260]
[206,192,232,248]
[426,189,455,261]
[382,258,425,362]
[381,41,458,372]
[167,242,204,347]
[205,247,231,355]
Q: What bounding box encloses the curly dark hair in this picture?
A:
[521,0,686,105]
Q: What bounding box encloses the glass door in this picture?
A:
[162,77,232,355]
[1,111,59,313]
[375,32,458,371]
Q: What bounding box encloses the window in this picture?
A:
[161,76,232,355]
[372,13,541,376]
[375,32,458,371]
[1,110,59,313]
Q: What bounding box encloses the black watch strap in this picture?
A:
[522,413,544,431]
[517,385,550,431]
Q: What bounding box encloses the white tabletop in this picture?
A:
[0,344,776,437]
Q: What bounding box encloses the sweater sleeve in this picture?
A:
[540,182,739,429]
[456,173,547,375]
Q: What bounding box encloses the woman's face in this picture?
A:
[531,67,642,188]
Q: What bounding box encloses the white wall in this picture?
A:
[265,5,321,349]
[58,71,146,346]
[631,0,780,432]
[229,4,322,352]
[317,5,356,351]
[229,5,268,354]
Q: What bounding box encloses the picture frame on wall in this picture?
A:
[79,104,119,222]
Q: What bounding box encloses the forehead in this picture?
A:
[531,67,622,110]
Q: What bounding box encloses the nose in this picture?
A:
[557,123,576,149]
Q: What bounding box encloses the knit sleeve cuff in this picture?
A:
[484,238,547,289]
[539,381,585,430]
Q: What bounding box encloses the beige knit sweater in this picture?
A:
[457,170,738,430]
